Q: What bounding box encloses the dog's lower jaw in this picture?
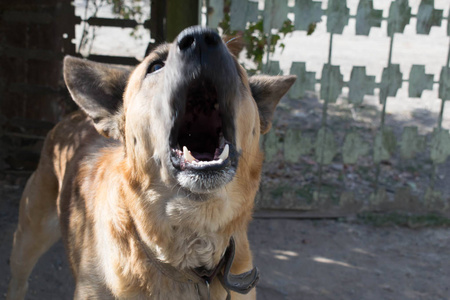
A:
[175,168,236,194]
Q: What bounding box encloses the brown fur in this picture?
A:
[7,27,295,300]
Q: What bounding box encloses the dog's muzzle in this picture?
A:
[165,27,240,193]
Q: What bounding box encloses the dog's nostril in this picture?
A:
[178,35,195,51]
[204,32,220,47]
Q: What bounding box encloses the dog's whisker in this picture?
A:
[225,37,238,45]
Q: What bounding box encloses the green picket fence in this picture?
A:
[208,0,450,215]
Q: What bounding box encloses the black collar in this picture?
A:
[134,224,259,300]
[195,237,259,296]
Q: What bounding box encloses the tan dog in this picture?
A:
[7,27,295,300]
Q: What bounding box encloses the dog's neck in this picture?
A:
[124,186,238,271]
[104,156,255,274]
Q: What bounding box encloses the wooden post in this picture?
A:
[150,0,166,43]
[166,0,199,41]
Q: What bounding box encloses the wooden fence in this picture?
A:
[208,0,450,216]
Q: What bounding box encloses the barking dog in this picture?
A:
[7,27,295,300]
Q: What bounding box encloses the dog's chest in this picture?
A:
[163,229,226,271]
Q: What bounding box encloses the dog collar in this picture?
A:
[134,226,259,300]
[193,237,260,299]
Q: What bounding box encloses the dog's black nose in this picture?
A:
[177,26,221,53]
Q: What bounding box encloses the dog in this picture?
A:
[7,26,295,300]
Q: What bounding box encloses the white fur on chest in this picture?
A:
[162,193,233,270]
[162,227,226,270]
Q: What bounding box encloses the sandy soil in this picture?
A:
[1,180,449,300]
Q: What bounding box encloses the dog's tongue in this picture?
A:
[192,152,214,161]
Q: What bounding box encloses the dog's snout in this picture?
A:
[177,26,221,53]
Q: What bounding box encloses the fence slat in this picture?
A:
[284,129,313,162]
[387,0,411,36]
[230,0,258,31]
[289,62,316,99]
[416,0,443,35]
[315,128,337,165]
[348,66,375,105]
[430,129,450,164]
[263,0,289,33]
[1,45,62,61]
[326,0,349,34]
[400,127,426,159]
[355,0,382,35]
[439,67,450,100]
[293,0,323,31]
[208,0,224,29]
[409,65,434,98]
[373,128,396,163]
[342,132,369,164]
[379,64,402,103]
[2,11,53,24]
[86,17,139,28]
[86,54,139,66]
[320,64,343,103]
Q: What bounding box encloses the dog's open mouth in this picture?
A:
[170,78,236,174]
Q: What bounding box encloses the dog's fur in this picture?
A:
[7,27,295,300]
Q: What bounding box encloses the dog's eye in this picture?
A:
[147,61,165,74]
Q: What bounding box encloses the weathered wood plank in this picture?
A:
[208,0,224,29]
[342,132,370,164]
[1,45,62,61]
[355,0,382,36]
[430,129,450,164]
[289,62,316,99]
[264,130,281,162]
[416,0,443,35]
[230,0,258,31]
[400,127,426,159]
[320,64,343,103]
[2,11,53,24]
[379,64,403,103]
[86,17,138,28]
[263,0,289,33]
[326,0,349,34]
[266,60,282,75]
[439,67,450,100]
[284,129,313,163]
[373,127,396,163]
[409,65,434,98]
[315,127,337,165]
[348,66,376,105]
[86,54,139,66]
[387,0,411,36]
[292,0,323,31]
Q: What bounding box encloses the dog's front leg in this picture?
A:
[232,289,256,300]
[73,278,115,300]
[7,170,61,300]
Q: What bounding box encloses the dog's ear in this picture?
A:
[63,56,131,139]
[249,75,296,134]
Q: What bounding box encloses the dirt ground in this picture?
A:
[1,180,449,300]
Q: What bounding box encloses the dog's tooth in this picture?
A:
[183,146,196,163]
[218,144,229,161]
